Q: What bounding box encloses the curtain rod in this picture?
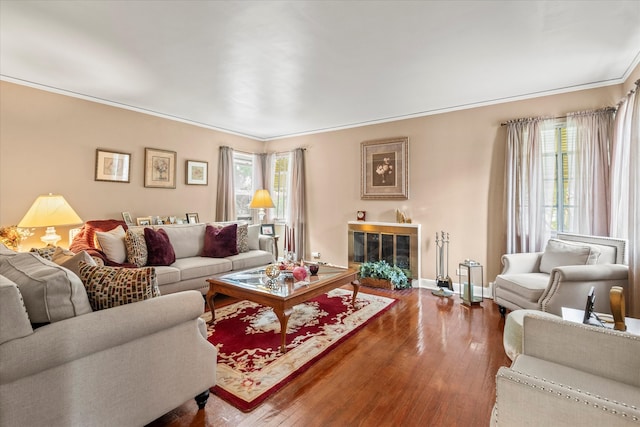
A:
[500,107,616,127]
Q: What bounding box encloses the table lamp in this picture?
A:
[249,189,274,223]
[18,193,83,246]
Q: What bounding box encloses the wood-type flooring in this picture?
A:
[147,286,511,427]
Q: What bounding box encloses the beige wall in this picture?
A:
[1,62,637,282]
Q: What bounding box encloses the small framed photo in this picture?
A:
[260,224,275,235]
[186,160,208,185]
[136,217,152,226]
[95,149,130,183]
[145,148,177,189]
[186,213,199,224]
[361,137,409,200]
[121,212,134,225]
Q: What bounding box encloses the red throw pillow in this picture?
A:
[202,224,239,258]
[144,228,176,266]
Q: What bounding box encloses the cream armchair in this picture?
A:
[491,315,640,426]
[493,233,628,316]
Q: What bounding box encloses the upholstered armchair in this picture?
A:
[493,233,628,316]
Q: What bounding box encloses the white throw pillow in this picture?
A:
[51,247,97,278]
[95,225,127,264]
[539,239,601,274]
[247,224,260,250]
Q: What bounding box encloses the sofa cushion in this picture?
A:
[247,224,261,250]
[144,228,176,266]
[494,273,549,303]
[29,246,56,261]
[0,252,92,323]
[227,250,275,271]
[202,224,238,258]
[78,262,161,311]
[159,224,206,259]
[237,223,249,253]
[151,265,182,286]
[171,257,232,281]
[95,225,127,264]
[124,228,148,267]
[539,239,600,274]
[0,275,33,344]
[51,247,97,278]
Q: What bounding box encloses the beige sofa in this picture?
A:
[493,233,628,316]
[0,245,217,426]
[74,221,276,295]
[491,314,640,426]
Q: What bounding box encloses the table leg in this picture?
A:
[206,290,217,326]
[351,280,360,308]
[274,307,293,353]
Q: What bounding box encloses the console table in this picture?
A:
[347,221,421,279]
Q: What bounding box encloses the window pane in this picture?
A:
[233,153,253,220]
[271,153,290,221]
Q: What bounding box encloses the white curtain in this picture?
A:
[215,146,235,221]
[610,81,639,317]
[505,118,554,253]
[288,148,306,260]
[566,109,614,236]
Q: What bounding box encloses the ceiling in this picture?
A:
[2,1,640,141]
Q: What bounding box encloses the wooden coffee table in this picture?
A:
[206,265,359,352]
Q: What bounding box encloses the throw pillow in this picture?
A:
[78,262,160,311]
[0,252,93,323]
[237,223,249,253]
[0,275,33,344]
[125,228,148,267]
[202,224,238,258]
[144,227,176,266]
[29,246,57,261]
[0,243,17,257]
[95,225,127,264]
[247,224,260,250]
[539,239,601,274]
[51,247,97,278]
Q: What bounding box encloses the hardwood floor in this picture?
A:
[147,287,510,427]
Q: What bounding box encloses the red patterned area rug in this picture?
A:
[201,288,397,412]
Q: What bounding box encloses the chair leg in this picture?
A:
[195,390,209,410]
[498,305,507,317]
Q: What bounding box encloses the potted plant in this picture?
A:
[358,260,411,290]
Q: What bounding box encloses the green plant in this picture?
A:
[358,260,411,289]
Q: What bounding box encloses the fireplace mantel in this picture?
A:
[347,221,421,279]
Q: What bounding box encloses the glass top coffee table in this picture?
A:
[206,264,359,352]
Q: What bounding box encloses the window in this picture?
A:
[233,152,253,221]
[541,123,576,233]
[271,152,290,222]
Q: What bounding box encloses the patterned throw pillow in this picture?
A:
[236,224,249,253]
[78,261,160,311]
[29,246,57,261]
[125,229,148,267]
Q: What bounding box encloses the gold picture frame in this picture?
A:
[185,160,208,185]
[361,137,409,200]
[136,216,152,226]
[95,149,130,183]
[144,148,176,189]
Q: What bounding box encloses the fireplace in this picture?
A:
[348,221,421,279]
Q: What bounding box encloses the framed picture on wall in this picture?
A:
[361,137,409,200]
[185,160,208,185]
[95,149,131,183]
[186,213,199,224]
[144,148,177,189]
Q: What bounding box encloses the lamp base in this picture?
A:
[40,226,61,246]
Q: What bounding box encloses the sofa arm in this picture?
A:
[500,252,542,274]
[539,264,629,315]
[522,315,640,386]
[493,367,640,426]
[0,290,205,384]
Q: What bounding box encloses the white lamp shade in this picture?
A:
[18,194,83,228]
[249,189,275,209]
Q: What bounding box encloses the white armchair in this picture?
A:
[493,233,628,316]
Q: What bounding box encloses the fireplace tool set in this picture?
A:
[432,231,454,297]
